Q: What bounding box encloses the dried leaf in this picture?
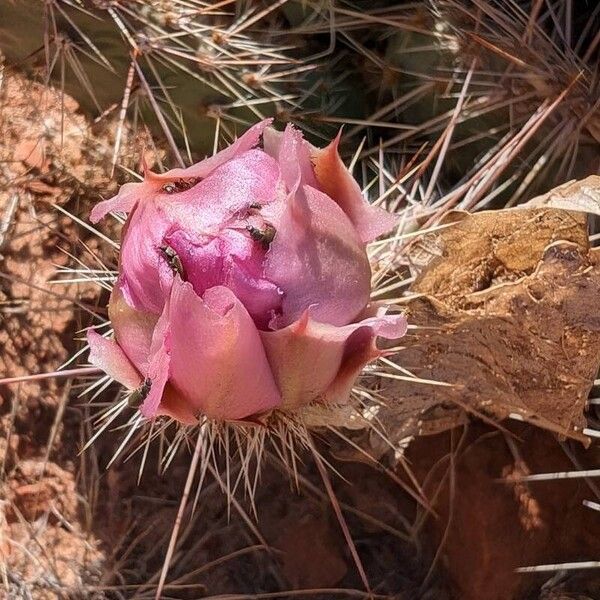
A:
[410,208,589,297]
[381,207,600,445]
[524,175,600,216]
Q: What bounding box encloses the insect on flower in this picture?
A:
[160,244,185,278]
[246,223,276,249]
[128,377,152,408]
[161,177,200,194]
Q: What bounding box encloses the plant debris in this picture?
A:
[380,205,600,447]
[525,175,600,216]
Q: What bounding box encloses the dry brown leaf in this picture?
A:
[380,206,600,446]
[524,175,600,216]
[410,208,589,297]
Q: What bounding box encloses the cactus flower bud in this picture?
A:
[87,121,406,423]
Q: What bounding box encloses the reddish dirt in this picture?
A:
[0,72,146,598]
[407,423,600,600]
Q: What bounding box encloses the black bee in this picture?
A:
[161,177,199,194]
[246,223,276,249]
[128,378,152,408]
[160,244,185,278]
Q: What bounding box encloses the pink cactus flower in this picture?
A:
[87,121,407,424]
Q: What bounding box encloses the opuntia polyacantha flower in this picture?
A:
[87,121,407,424]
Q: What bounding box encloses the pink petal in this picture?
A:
[139,305,172,418]
[87,330,142,389]
[90,180,157,224]
[262,126,283,157]
[90,119,272,223]
[163,149,280,233]
[263,124,318,192]
[117,150,281,316]
[165,228,282,329]
[141,278,282,421]
[260,308,407,409]
[225,251,283,329]
[117,200,173,314]
[264,185,371,328]
[312,131,398,243]
[324,305,407,404]
[108,280,158,373]
[148,119,272,182]
[156,385,198,424]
